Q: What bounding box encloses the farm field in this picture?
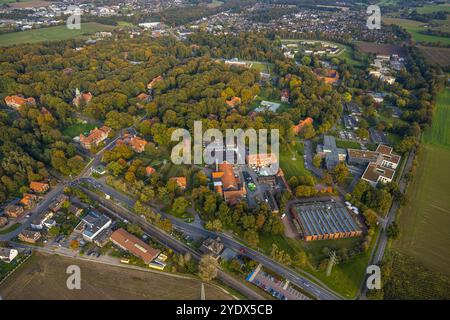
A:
[8,0,51,8]
[354,41,407,56]
[394,88,450,276]
[416,3,450,14]
[383,18,450,45]
[0,253,235,300]
[0,23,116,47]
[418,45,450,69]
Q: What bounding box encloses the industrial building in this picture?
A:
[290,201,362,241]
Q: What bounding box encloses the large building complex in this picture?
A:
[290,201,362,241]
[316,135,346,169]
[212,162,246,205]
[348,144,401,187]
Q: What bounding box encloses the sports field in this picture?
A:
[0,23,116,47]
[395,88,450,276]
[0,253,234,300]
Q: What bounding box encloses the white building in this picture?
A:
[0,248,18,263]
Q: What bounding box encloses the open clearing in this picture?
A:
[0,253,234,300]
[0,23,116,47]
[395,88,450,276]
[383,18,450,45]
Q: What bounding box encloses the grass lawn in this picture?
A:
[0,222,21,235]
[335,139,361,150]
[63,122,96,138]
[384,18,450,45]
[279,141,312,180]
[258,230,378,299]
[394,88,450,276]
[0,23,116,47]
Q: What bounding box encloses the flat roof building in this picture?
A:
[290,201,362,241]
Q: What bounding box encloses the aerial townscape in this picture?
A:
[0,0,449,305]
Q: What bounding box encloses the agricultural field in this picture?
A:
[383,18,450,45]
[354,41,407,56]
[416,3,450,14]
[418,45,450,69]
[7,0,51,8]
[394,88,450,276]
[0,253,235,300]
[0,23,116,47]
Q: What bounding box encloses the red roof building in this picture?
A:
[79,126,111,150]
[5,95,36,109]
[110,228,160,264]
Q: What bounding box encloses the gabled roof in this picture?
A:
[110,228,160,264]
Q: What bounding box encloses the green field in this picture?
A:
[395,88,450,276]
[259,228,378,299]
[63,122,96,138]
[279,141,312,180]
[423,88,450,149]
[0,23,116,47]
[416,4,450,14]
[384,18,450,45]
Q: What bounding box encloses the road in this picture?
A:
[78,178,342,300]
[78,187,265,300]
[359,147,416,298]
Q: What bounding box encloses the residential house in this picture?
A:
[5,205,24,218]
[293,117,313,135]
[73,88,93,107]
[0,248,18,263]
[137,93,152,103]
[29,181,49,193]
[79,126,111,149]
[147,76,163,90]
[20,194,37,209]
[200,237,224,259]
[0,216,7,228]
[110,228,160,265]
[75,211,112,242]
[19,230,42,244]
[4,95,36,110]
[225,96,241,109]
[170,177,187,189]
[280,89,290,103]
[129,136,148,153]
[146,166,156,176]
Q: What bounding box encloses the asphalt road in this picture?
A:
[359,147,416,298]
[79,179,342,300]
[79,187,265,300]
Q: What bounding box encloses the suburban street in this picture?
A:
[78,178,342,300]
